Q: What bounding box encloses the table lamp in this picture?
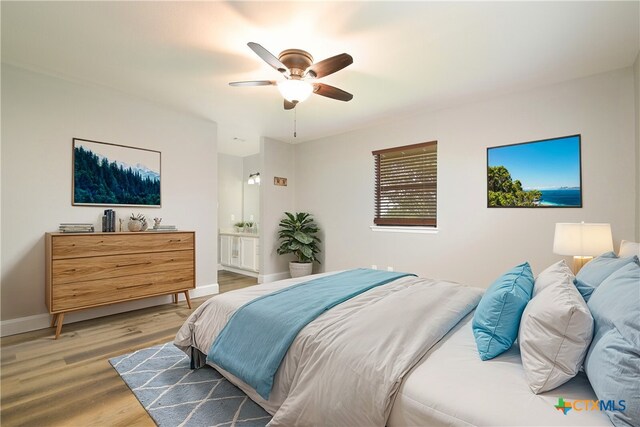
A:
[553,222,613,273]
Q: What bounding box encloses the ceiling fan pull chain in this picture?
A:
[294,108,297,138]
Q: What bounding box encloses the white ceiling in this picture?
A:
[2,1,639,157]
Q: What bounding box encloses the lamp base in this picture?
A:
[572,256,593,274]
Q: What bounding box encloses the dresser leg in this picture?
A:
[183,291,192,309]
[50,314,58,328]
[54,313,65,339]
[173,293,179,304]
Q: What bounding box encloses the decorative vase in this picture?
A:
[289,261,313,278]
[128,220,143,232]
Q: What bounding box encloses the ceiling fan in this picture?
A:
[229,42,353,110]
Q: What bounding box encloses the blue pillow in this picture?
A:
[574,252,639,301]
[584,262,640,426]
[473,262,534,361]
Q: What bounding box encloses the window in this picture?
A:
[372,141,437,227]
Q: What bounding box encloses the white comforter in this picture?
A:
[175,272,482,426]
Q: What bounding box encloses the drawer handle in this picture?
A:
[117,283,152,290]
[116,262,153,268]
[169,239,182,243]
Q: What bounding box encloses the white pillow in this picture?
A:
[518,274,593,394]
[533,259,574,296]
[619,240,640,257]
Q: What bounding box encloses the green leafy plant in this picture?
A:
[277,212,321,263]
[488,166,542,207]
[234,221,246,228]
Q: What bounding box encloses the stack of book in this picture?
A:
[150,225,177,232]
[59,223,94,233]
[102,209,116,232]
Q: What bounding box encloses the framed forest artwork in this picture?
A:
[72,138,161,207]
[487,135,582,208]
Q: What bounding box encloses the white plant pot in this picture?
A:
[128,220,143,232]
[289,261,313,278]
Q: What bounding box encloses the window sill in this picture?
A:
[369,225,439,234]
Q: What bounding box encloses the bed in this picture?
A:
[174,269,616,426]
[388,314,610,426]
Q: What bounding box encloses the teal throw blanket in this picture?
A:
[207,268,414,399]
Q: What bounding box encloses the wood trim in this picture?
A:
[375,154,380,220]
[372,140,437,156]
[374,218,437,226]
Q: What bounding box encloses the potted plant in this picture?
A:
[277,212,321,278]
[128,213,147,232]
[234,221,245,233]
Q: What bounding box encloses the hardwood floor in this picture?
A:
[0,270,257,427]
[218,270,258,293]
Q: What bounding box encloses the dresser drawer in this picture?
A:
[51,268,195,312]
[52,250,194,285]
[51,232,194,259]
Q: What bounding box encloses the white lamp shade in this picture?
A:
[277,80,313,103]
[553,223,613,256]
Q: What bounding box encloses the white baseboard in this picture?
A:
[220,266,259,278]
[189,283,220,298]
[0,283,219,338]
[258,271,290,283]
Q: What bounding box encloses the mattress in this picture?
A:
[176,271,483,426]
[388,314,612,427]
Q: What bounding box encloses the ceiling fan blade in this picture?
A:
[247,42,289,76]
[284,100,298,110]
[312,83,353,102]
[229,80,275,87]
[305,53,353,78]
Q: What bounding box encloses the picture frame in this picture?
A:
[486,135,582,208]
[72,138,161,207]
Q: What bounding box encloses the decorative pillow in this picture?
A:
[472,262,534,361]
[533,259,574,296]
[619,240,640,257]
[574,252,639,301]
[519,274,593,393]
[584,262,640,426]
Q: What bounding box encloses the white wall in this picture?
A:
[1,64,218,334]
[294,68,637,288]
[218,153,244,231]
[259,137,295,281]
[635,53,640,241]
[243,153,260,225]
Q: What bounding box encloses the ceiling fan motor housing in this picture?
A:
[279,49,313,78]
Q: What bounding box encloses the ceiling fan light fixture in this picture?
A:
[277,80,313,103]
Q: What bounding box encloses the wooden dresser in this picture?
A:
[45,231,195,338]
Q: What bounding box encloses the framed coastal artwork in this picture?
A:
[487,135,582,208]
[72,138,161,207]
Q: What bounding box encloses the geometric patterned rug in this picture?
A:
[109,342,272,427]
